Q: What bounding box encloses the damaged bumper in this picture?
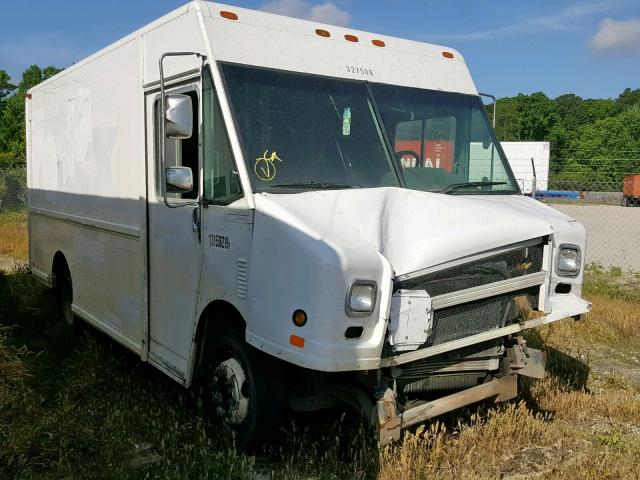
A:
[376,338,548,446]
[374,294,591,445]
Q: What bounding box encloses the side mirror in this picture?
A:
[166,166,193,193]
[165,94,193,139]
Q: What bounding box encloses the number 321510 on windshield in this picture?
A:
[345,66,373,76]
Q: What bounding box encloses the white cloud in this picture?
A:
[590,18,640,53]
[431,0,630,42]
[260,0,351,27]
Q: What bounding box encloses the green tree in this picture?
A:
[0,69,16,120]
[618,88,640,111]
[562,109,640,182]
[492,92,558,142]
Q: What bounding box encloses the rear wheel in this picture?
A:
[201,330,285,450]
[53,263,74,326]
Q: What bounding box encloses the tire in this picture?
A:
[201,330,285,450]
[53,264,74,326]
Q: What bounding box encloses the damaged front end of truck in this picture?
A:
[264,189,592,446]
[373,234,590,444]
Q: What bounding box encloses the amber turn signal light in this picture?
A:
[290,335,305,348]
[292,309,307,327]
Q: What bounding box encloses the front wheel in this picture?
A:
[201,331,285,450]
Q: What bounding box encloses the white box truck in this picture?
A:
[26,1,591,447]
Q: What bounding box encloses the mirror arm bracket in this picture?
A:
[478,92,496,128]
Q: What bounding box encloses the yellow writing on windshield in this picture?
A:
[254,150,283,182]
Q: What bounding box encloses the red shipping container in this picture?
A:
[394,139,454,171]
[623,174,640,197]
[424,140,453,172]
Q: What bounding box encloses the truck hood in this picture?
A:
[253,187,569,277]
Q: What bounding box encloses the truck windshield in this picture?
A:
[221,64,519,194]
[222,64,399,191]
[370,84,518,194]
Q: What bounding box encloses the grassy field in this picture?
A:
[1,265,639,479]
[0,211,28,262]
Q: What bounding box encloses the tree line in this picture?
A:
[487,89,640,182]
[1,64,639,183]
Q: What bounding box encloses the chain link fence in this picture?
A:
[0,167,28,265]
[511,158,640,272]
[0,164,638,271]
[0,167,27,212]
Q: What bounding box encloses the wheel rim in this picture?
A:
[214,357,250,425]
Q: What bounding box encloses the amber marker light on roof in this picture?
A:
[442,51,454,59]
[372,39,386,47]
[316,29,331,37]
[344,34,359,42]
[220,10,238,20]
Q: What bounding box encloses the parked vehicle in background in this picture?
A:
[623,174,640,206]
[25,1,591,448]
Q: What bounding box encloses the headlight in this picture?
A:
[556,245,581,276]
[346,281,377,317]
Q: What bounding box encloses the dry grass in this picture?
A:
[1,267,639,478]
[537,293,640,348]
[0,211,28,261]
[374,284,640,480]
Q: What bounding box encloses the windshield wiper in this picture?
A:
[270,182,359,190]
[439,181,507,194]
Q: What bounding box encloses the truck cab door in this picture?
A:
[146,78,202,381]
[196,67,252,332]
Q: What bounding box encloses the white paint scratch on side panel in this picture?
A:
[67,87,93,184]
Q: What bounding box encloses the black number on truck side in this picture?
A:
[345,66,374,76]
[210,234,230,249]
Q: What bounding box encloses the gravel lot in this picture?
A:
[550,203,640,272]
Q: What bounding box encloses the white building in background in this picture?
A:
[501,142,550,194]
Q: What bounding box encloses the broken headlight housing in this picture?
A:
[556,245,581,277]
[346,281,377,317]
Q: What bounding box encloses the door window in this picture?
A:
[202,70,242,204]
[154,91,199,200]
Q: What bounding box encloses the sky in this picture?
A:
[1,0,639,99]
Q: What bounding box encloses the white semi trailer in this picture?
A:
[26,1,591,447]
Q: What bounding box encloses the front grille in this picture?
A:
[430,292,515,345]
[396,239,545,296]
[389,239,545,352]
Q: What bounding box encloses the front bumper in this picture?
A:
[376,337,550,446]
